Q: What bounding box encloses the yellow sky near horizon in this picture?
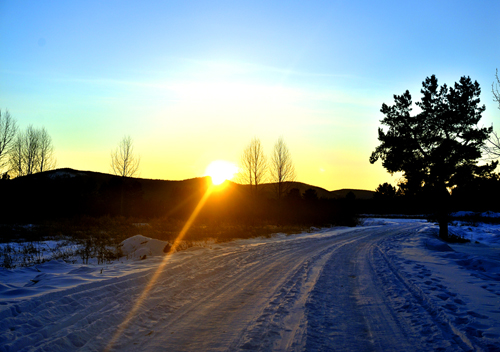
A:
[2,1,499,192]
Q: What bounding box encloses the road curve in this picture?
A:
[1,223,494,351]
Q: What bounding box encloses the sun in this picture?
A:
[205,160,238,186]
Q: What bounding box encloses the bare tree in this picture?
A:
[0,110,17,172]
[239,137,267,195]
[10,133,24,177]
[483,131,500,159]
[8,125,56,177]
[23,126,40,176]
[38,127,56,173]
[493,69,500,108]
[271,136,296,201]
[111,135,140,177]
[484,69,500,159]
[240,146,253,187]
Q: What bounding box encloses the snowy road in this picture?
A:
[1,221,500,351]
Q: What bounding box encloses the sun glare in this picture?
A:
[205,160,238,185]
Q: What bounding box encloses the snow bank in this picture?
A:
[423,238,454,252]
[450,211,477,218]
[449,222,500,247]
[362,215,500,247]
[362,218,426,226]
[119,235,171,259]
[450,211,500,219]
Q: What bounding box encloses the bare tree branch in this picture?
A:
[271,136,296,201]
[493,68,500,108]
[38,127,56,173]
[23,125,40,176]
[10,133,24,177]
[484,70,500,159]
[111,135,140,177]
[0,109,17,172]
[239,137,267,195]
[8,125,56,177]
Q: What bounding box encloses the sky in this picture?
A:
[1,0,500,191]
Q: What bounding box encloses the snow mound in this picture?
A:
[119,235,171,259]
[449,222,500,246]
[424,238,454,252]
[455,257,500,274]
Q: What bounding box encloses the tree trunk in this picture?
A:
[120,179,124,216]
[436,183,449,240]
[438,215,449,239]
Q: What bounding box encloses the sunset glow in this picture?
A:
[205,160,239,185]
[1,1,499,191]
[3,2,500,350]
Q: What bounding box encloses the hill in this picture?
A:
[21,167,211,202]
[0,168,374,222]
[330,189,375,200]
[257,182,374,200]
[21,168,375,200]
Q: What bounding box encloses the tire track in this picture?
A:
[4,223,494,352]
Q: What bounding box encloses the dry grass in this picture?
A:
[1,216,310,247]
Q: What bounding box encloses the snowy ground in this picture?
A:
[1,219,500,351]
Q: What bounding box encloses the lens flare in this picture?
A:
[105,185,214,351]
[205,160,238,185]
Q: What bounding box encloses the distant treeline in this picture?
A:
[369,177,500,216]
[3,169,498,228]
[0,169,359,227]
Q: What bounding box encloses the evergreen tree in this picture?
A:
[370,75,496,239]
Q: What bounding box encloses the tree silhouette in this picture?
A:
[483,69,500,159]
[111,135,140,216]
[370,75,496,239]
[271,136,296,201]
[111,135,140,177]
[303,188,318,202]
[493,68,500,109]
[38,127,56,173]
[375,183,397,199]
[239,137,267,196]
[0,110,17,173]
[9,125,56,177]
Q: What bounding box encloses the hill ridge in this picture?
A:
[17,167,375,200]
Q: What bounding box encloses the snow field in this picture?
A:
[0,219,499,351]
[377,224,500,351]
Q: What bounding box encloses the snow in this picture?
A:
[119,235,171,259]
[47,170,85,179]
[1,219,500,351]
[451,211,500,219]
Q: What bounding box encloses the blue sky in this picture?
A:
[1,0,499,190]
